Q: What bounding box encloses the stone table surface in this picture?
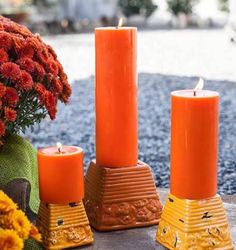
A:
[77,189,236,250]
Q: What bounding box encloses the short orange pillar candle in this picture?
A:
[38,144,84,203]
[95,26,138,167]
[170,89,219,199]
[157,82,233,250]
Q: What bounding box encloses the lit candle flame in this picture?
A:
[117,18,123,28]
[194,78,204,91]
[57,142,62,153]
[193,78,204,96]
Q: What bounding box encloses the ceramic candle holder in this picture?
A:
[156,193,233,250]
[37,146,93,249]
[36,201,93,249]
[84,160,162,231]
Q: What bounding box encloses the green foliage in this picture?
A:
[119,0,158,18]
[6,91,47,134]
[167,0,199,16]
[218,0,229,12]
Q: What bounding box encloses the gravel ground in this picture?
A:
[26,74,236,195]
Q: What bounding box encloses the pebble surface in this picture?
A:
[26,74,236,195]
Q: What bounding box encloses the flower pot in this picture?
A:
[0,134,39,214]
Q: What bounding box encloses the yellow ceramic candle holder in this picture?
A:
[156,193,233,250]
[84,160,163,231]
[36,201,93,249]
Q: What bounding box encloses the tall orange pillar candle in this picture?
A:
[95,26,138,167]
[170,89,219,199]
[38,144,84,203]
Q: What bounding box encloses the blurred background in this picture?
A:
[2,0,236,195]
[0,0,234,34]
[1,0,236,82]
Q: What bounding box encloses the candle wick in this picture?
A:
[58,148,61,153]
[193,90,196,96]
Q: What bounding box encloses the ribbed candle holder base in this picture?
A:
[36,201,93,249]
[156,193,233,250]
[84,160,162,231]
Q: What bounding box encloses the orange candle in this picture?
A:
[95,25,138,167]
[38,144,84,203]
[170,89,219,199]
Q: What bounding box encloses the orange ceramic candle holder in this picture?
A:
[36,201,93,249]
[84,160,162,231]
[156,194,233,250]
[37,146,93,249]
[156,89,233,249]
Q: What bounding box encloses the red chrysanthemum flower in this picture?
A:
[51,78,63,95]
[0,48,9,64]
[60,82,72,103]
[4,107,17,122]
[18,43,34,59]
[58,63,68,81]
[0,16,71,143]
[0,119,6,136]
[0,32,12,51]
[45,91,57,119]
[16,58,35,73]
[3,19,32,37]
[0,83,6,97]
[33,62,45,81]
[3,87,19,107]
[46,59,59,76]
[36,49,50,65]
[0,62,21,81]
[47,45,57,59]
[45,73,54,83]
[34,83,47,103]
[15,70,33,91]
[27,36,43,51]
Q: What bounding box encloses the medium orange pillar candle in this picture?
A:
[95,25,138,167]
[170,88,219,199]
[38,144,84,203]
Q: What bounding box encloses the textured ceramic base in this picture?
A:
[84,160,162,231]
[156,193,233,250]
[36,201,93,249]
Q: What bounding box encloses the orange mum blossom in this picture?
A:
[8,209,32,239]
[0,229,23,250]
[29,225,41,242]
[0,16,71,145]
[0,190,17,213]
[0,191,41,247]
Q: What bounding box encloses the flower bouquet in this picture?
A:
[0,16,71,214]
[0,190,41,250]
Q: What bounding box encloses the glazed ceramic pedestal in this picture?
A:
[84,160,163,231]
[36,201,93,249]
[156,193,233,250]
